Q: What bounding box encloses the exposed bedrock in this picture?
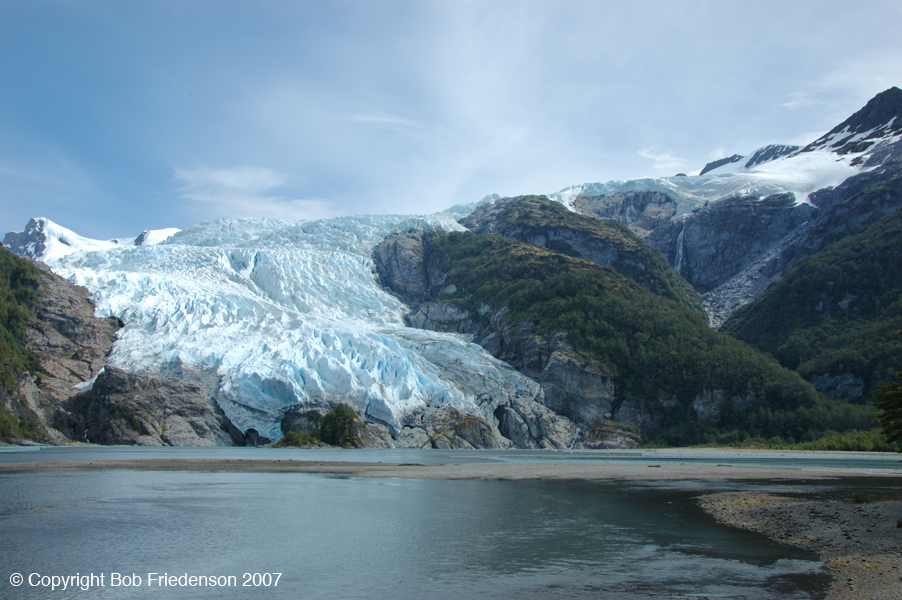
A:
[645,194,815,308]
[373,231,639,448]
[5,262,123,442]
[3,259,246,446]
[63,367,237,446]
[571,191,677,236]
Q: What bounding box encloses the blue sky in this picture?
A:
[1,0,901,239]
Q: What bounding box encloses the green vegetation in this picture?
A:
[425,230,877,446]
[874,329,902,446]
[876,379,902,445]
[475,196,706,316]
[0,246,41,392]
[277,429,321,447]
[318,403,360,446]
[722,209,902,401]
[277,403,363,448]
[0,246,46,442]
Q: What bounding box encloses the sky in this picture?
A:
[1,0,901,239]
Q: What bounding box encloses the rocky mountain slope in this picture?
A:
[374,199,874,446]
[721,208,902,403]
[0,246,240,446]
[552,87,902,326]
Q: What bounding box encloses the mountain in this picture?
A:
[5,88,901,448]
[2,217,180,262]
[800,86,902,157]
[375,196,871,445]
[721,208,902,403]
[550,87,902,325]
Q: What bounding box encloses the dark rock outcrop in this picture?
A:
[63,367,235,446]
[743,145,800,169]
[644,193,816,326]
[801,86,902,154]
[395,406,513,449]
[699,153,743,176]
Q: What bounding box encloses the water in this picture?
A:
[1,469,847,599]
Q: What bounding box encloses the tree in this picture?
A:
[318,403,359,447]
[874,329,902,447]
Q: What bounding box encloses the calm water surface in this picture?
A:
[0,467,851,600]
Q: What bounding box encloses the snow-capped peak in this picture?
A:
[801,86,902,155]
[2,217,180,261]
[548,88,902,212]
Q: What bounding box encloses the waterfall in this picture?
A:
[674,224,686,276]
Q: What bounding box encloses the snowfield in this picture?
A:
[549,141,895,214]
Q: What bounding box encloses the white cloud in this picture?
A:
[174,166,343,221]
[638,147,686,171]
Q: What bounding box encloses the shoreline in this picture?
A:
[1,457,901,480]
[698,492,902,600]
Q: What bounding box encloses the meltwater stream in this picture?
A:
[1,468,845,599]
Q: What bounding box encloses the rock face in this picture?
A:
[63,367,235,446]
[644,193,816,327]
[801,86,902,155]
[567,191,676,237]
[373,229,641,448]
[699,154,744,176]
[8,263,121,443]
[280,402,514,449]
[396,407,514,449]
[3,259,244,446]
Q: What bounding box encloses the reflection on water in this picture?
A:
[0,470,833,599]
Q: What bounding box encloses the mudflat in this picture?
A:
[699,492,902,600]
[1,456,900,480]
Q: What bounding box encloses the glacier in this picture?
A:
[34,213,543,441]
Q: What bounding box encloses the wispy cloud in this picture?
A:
[638,147,686,171]
[781,91,831,109]
[343,112,425,132]
[174,166,343,221]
